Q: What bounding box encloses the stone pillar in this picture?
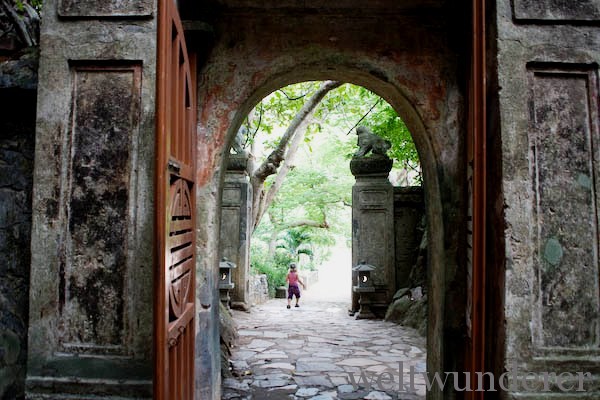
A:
[393,186,424,290]
[350,156,395,317]
[219,154,252,310]
[495,0,600,396]
[25,0,157,397]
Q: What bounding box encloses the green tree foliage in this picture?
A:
[247,82,420,291]
[14,0,42,11]
[250,247,292,296]
[276,229,314,261]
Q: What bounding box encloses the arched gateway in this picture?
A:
[23,0,600,399]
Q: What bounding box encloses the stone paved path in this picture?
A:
[222,293,427,400]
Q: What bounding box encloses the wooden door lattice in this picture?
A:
[156,0,197,398]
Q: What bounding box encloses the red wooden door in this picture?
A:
[467,0,486,398]
[155,0,197,398]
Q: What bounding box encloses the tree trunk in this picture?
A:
[250,80,342,231]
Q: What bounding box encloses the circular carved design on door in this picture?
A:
[167,178,194,319]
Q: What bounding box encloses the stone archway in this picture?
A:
[190,6,468,398]
[220,71,447,390]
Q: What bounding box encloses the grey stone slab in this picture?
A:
[338,384,355,394]
[232,350,257,360]
[296,361,344,372]
[296,387,320,397]
[223,378,251,391]
[263,331,289,338]
[259,362,295,371]
[336,358,381,367]
[238,329,263,337]
[364,391,392,400]
[294,375,334,388]
[253,373,293,381]
[308,395,335,400]
[247,339,275,349]
[252,379,291,388]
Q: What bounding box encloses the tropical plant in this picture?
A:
[276,228,314,262]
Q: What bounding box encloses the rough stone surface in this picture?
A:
[496,0,600,395]
[222,296,426,400]
[0,88,36,400]
[0,48,38,90]
[220,302,239,378]
[25,0,158,397]
[249,273,269,305]
[513,0,600,21]
[220,160,252,308]
[393,187,423,291]
[350,168,395,316]
[58,0,153,17]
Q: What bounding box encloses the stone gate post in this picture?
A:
[350,156,395,317]
[495,0,600,396]
[25,0,157,397]
[219,154,252,310]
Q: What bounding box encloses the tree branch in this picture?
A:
[1,0,38,46]
[251,80,342,231]
[344,97,381,136]
[285,219,330,229]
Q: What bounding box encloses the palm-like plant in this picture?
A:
[276,228,314,262]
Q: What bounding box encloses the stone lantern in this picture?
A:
[219,257,236,307]
[352,261,376,319]
[353,260,375,289]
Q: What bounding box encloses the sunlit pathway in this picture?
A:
[222,293,427,400]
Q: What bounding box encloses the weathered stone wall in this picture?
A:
[0,87,36,400]
[26,0,157,397]
[393,186,424,291]
[496,0,600,397]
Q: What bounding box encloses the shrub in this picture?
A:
[250,248,293,297]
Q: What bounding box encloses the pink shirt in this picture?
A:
[287,272,300,286]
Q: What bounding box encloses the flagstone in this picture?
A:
[231,350,257,360]
[296,387,320,397]
[259,362,295,371]
[364,391,392,400]
[309,395,335,400]
[336,358,381,367]
[247,339,275,349]
[294,375,334,388]
[263,330,289,338]
[237,329,263,336]
[225,299,425,399]
[296,361,344,372]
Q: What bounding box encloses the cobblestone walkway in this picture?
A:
[223,295,427,400]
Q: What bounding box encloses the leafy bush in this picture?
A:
[250,246,293,297]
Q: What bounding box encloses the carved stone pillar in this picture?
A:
[25,0,157,397]
[496,0,600,396]
[219,154,252,310]
[350,156,395,317]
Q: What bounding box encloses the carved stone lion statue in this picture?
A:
[353,126,391,158]
[231,125,248,155]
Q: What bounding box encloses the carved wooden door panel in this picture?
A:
[156,0,197,398]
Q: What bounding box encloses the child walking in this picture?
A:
[286,263,305,309]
